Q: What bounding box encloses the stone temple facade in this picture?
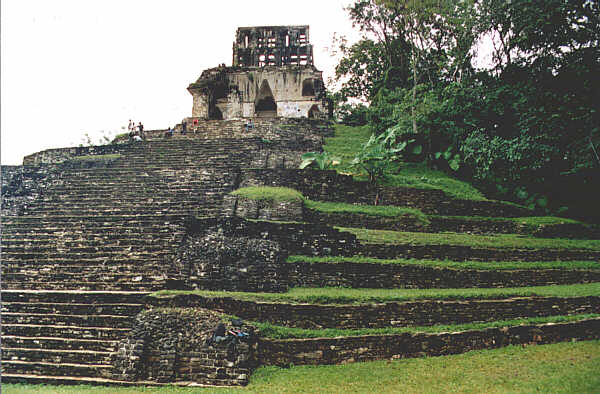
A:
[187,26,328,120]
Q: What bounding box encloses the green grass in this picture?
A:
[341,227,600,250]
[323,124,372,171]
[324,124,489,201]
[230,186,304,202]
[70,154,121,161]
[4,341,600,393]
[304,200,429,224]
[255,314,599,339]
[151,282,600,305]
[383,162,488,201]
[286,255,600,271]
[435,215,583,226]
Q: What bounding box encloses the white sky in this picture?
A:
[1,0,360,165]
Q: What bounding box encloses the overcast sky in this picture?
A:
[1,0,360,165]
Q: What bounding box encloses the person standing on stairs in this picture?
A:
[138,122,145,139]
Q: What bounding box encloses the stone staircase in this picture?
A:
[1,120,332,386]
[1,290,147,384]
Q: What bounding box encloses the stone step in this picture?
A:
[2,302,144,316]
[1,336,118,352]
[1,281,164,291]
[0,290,149,304]
[0,373,168,387]
[3,214,187,224]
[1,250,172,260]
[1,262,166,271]
[2,272,165,283]
[1,240,176,250]
[2,237,180,246]
[2,347,113,365]
[2,324,130,340]
[1,360,113,379]
[2,313,134,328]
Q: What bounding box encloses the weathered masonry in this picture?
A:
[187,26,328,121]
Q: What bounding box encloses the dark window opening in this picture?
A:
[302,79,315,96]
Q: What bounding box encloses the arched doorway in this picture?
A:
[255,80,277,117]
[308,104,321,119]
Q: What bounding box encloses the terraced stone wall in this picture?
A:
[359,244,600,262]
[286,261,600,289]
[184,216,359,257]
[150,294,600,329]
[173,217,360,291]
[305,210,600,239]
[23,144,125,165]
[112,308,257,386]
[259,318,600,366]
[240,169,532,217]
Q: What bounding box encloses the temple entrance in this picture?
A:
[308,104,321,118]
[255,80,277,117]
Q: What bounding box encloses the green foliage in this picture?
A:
[230,187,304,203]
[334,0,600,221]
[335,103,369,126]
[342,227,600,250]
[350,127,410,194]
[325,125,487,201]
[299,152,341,170]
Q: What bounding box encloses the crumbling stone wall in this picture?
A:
[171,216,359,291]
[150,294,600,330]
[232,26,313,67]
[188,25,327,120]
[188,66,326,120]
[174,229,288,293]
[259,318,600,366]
[112,308,257,386]
[286,260,600,289]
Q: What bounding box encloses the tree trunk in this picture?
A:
[411,48,418,135]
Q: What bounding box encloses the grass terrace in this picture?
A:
[254,314,600,339]
[304,200,430,224]
[435,215,585,226]
[151,282,600,305]
[341,227,600,250]
[4,341,599,393]
[286,255,600,271]
[230,186,304,202]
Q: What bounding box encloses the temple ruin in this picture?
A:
[187,26,328,120]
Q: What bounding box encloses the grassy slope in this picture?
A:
[5,341,600,393]
[286,255,600,271]
[324,124,488,201]
[341,227,600,250]
[152,282,600,304]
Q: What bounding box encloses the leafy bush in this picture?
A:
[299,152,341,170]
